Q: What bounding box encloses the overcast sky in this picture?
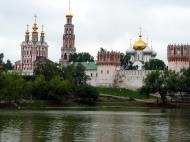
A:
[1,0,190,64]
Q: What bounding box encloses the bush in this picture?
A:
[48,76,74,101]
[75,85,99,103]
[140,86,150,97]
[32,75,49,100]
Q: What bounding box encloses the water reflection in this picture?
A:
[0,110,189,142]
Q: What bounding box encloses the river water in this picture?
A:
[0,109,189,142]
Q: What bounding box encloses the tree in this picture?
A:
[0,53,14,71]
[32,75,49,100]
[143,70,168,104]
[164,70,179,101]
[4,60,14,70]
[181,68,190,93]
[120,53,133,70]
[0,53,4,65]
[69,53,94,62]
[62,63,89,86]
[0,73,24,103]
[34,57,62,80]
[48,76,74,101]
[61,64,75,81]
[144,59,166,70]
[22,80,33,100]
[73,63,89,86]
[75,85,99,103]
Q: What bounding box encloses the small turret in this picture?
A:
[25,24,30,42]
[40,25,45,43]
[32,15,38,43]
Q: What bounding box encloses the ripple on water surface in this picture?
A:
[0,109,189,142]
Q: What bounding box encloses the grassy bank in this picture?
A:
[96,87,149,99]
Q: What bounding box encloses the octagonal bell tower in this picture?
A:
[60,0,76,65]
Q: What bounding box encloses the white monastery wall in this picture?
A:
[96,65,120,87]
[168,61,189,72]
[117,70,152,90]
[86,68,152,90]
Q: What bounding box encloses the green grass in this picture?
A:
[96,87,149,99]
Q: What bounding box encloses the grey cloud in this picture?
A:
[0,0,190,63]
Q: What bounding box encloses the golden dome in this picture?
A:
[32,15,38,32]
[133,35,147,50]
[66,10,73,17]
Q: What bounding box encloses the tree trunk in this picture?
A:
[160,93,166,104]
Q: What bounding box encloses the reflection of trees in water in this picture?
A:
[168,109,190,142]
[24,112,92,142]
[0,111,93,142]
[0,111,26,142]
[0,110,190,142]
[92,113,123,142]
[142,115,169,142]
[60,114,92,141]
[92,111,169,142]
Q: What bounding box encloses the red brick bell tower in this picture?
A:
[60,1,76,65]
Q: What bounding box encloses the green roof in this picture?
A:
[68,62,97,70]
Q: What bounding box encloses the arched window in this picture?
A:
[64,53,67,60]
[107,70,109,74]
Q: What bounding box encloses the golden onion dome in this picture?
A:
[32,15,38,32]
[133,35,147,50]
[66,10,73,17]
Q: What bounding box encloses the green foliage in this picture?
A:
[75,85,99,103]
[144,59,166,70]
[0,59,98,104]
[4,60,14,70]
[48,76,74,101]
[0,73,24,103]
[62,63,89,86]
[143,70,168,103]
[181,68,190,92]
[144,70,161,93]
[73,63,88,86]
[0,53,13,71]
[0,53,98,104]
[142,68,190,104]
[120,53,133,70]
[31,75,49,100]
[34,57,62,80]
[69,53,94,62]
[97,87,149,99]
[0,53,4,65]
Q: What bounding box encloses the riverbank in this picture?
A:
[0,87,189,110]
[0,95,188,110]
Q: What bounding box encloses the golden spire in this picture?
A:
[32,15,38,32]
[139,26,142,38]
[41,25,45,36]
[66,0,73,17]
[25,24,29,35]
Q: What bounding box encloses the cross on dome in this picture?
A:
[66,0,73,17]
